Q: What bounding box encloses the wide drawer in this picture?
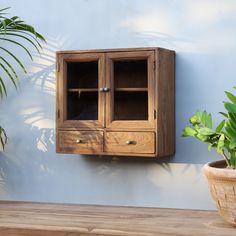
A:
[104,132,155,154]
[57,131,103,154]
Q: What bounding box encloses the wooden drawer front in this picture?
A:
[58,131,103,154]
[105,132,155,154]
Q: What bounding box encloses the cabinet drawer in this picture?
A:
[104,132,155,154]
[57,131,103,154]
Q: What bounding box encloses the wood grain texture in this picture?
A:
[105,51,155,130]
[0,201,235,236]
[56,53,105,129]
[56,47,176,157]
[57,131,103,154]
[104,132,155,154]
[155,48,176,157]
[56,47,175,55]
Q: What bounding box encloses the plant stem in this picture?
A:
[222,151,231,167]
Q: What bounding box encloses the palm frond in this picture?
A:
[0,7,46,151]
[0,126,8,151]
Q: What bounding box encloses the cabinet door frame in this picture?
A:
[57,53,105,129]
[105,51,155,129]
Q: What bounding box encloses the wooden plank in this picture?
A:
[104,131,155,154]
[0,201,235,236]
[114,88,148,92]
[56,47,176,55]
[156,48,176,157]
[68,88,98,92]
[56,47,160,55]
[57,131,103,154]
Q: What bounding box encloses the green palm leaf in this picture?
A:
[0,37,33,60]
[0,7,45,151]
[0,46,27,73]
[0,32,42,52]
[0,76,7,97]
[0,62,17,89]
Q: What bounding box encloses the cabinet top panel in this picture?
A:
[56,47,175,55]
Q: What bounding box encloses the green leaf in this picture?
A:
[0,126,7,150]
[0,7,11,13]
[216,120,225,133]
[0,7,45,152]
[195,111,202,120]
[219,112,228,118]
[196,133,209,142]
[225,122,236,139]
[216,134,225,154]
[206,113,212,128]
[198,127,215,135]
[208,144,213,151]
[224,102,236,113]
[201,111,207,126]
[225,91,236,104]
[0,32,41,52]
[189,115,200,125]
[0,56,18,81]
[194,111,213,128]
[182,127,197,137]
[0,76,7,97]
[0,37,33,60]
[0,46,27,73]
[229,112,236,126]
[229,139,236,149]
[0,62,17,89]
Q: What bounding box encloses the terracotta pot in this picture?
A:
[203,160,236,225]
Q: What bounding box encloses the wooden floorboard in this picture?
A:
[0,201,235,236]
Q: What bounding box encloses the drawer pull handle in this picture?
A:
[126,140,136,145]
[103,87,110,92]
[99,87,110,92]
[76,139,82,144]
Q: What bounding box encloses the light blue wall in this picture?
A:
[0,0,236,210]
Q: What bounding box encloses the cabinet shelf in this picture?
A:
[68,88,98,92]
[115,88,148,92]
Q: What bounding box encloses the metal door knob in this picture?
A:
[76,139,82,143]
[126,140,136,145]
[99,87,110,92]
[103,87,110,92]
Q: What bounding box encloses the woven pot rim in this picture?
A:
[203,160,236,180]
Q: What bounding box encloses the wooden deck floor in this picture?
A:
[0,201,235,236]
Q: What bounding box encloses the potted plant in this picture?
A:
[0,7,45,150]
[182,87,236,225]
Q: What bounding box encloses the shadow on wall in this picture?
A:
[0,35,59,199]
[0,33,174,203]
[0,29,234,205]
[118,29,236,164]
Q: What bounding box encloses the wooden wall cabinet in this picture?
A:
[56,47,175,157]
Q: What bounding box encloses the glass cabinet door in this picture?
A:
[57,53,105,128]
[105,51,155,129]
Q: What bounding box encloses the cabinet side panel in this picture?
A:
[56,54,61,152]
[156,49,175,157]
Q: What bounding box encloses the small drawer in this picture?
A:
[104,132,155,154]
[57,131,103,154]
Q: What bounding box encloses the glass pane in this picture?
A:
[67,61,98,88]
[114,60,147,88]
[114,91,148,120]
[67,91,98,120]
